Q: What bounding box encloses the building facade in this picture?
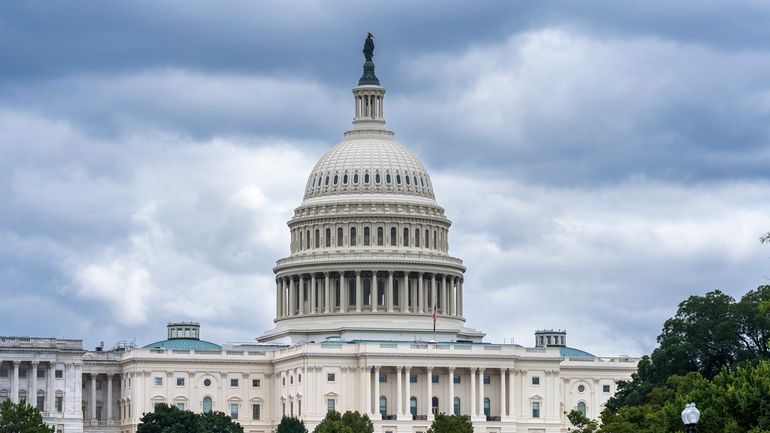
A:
[0,39,638,433]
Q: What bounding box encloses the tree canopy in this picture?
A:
[599,285,770,433]
[136,404,242,433]
[312,411,372,433]
[277,416,308,433]
[426,414,473,433]
[0,400,54,433]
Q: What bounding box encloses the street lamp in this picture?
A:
[681,403,700,433]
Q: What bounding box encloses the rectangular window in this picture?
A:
[177,378,185,386]
[154,377,163,386]
[230,379,239,387]
[37,369,45,378]
[19,369,27,378]
[379,373,387,383]
[409,374,417,383]
[432,374,439,384]
[298,374,302,383]
[176,402,185,411]
[532,401,540,418]
[603,384,611,393]
[252,404,261,420]
[252,379,261,388]
[56,396,63,412]
[37,396,45,411]
[483,375,490,385]
[55,370,63,379]
[0,368,7,377]
[327,399,336,413]
[453,375,461,384]
[230,403,239,420]
[290,376,293,384]
[531,376,540,385]
[327,373,336,382]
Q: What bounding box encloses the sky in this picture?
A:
[1,1,769,356]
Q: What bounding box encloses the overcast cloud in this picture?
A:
[1,1,768,356]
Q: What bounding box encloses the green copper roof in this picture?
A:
[143,338,221,350]
[560,346,595,358]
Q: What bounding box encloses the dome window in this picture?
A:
[420,177,425,187]
[353,173,359,184]
[333,175,338,185]
[325,176,329,186]
[403,228,409,246]
[415,228,420,247]
[375,173,381,184]
[405,175,410,185]
[396,174,402,185]
[386,174,391,184]
[343,174,348,184]
[312,178,316,187]
[413,176,418,186]
[390,227,397,246]
[364,227,371,246]
[364,173,370,184]
[350,227,357,246]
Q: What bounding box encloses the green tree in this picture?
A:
[426,414,473,433]
[277,416,308,433]
[201,411,244,433]
[137,404,205,433]
[313,411,352,433]
[340,411,373,433]
[0,400,54,433]
[566,410,598,433]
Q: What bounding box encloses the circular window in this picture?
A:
[204,379,212,387]
[577,384,585,393]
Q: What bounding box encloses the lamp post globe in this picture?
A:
[681,403,700,433]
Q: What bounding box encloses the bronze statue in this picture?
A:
[363,33,374,62]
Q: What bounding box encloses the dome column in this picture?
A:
[309,273,316,314]
[371,270,378,312]
[459,278,464,317]
[418,273,424,313]
[324,272,331,313]
[400,273,408,313]
[356,271,362,312]
[288,277,295,317]
[387,271,394,312]
[341,272,348,313]
[299,275,306,316]
[276,279,282,318]
[431,274,437,313]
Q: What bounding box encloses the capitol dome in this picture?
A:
[260,39,482,344]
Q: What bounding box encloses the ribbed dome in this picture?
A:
[302,134,435,201]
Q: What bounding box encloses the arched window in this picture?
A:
[390,227,397,246]
[433,230,437,249]
[299,231,303,250]
[483,398,490,417]
[396,174,402,184]
[306,230,310,249]
[364,227,370,246]
[364,173,370,184]
[377,227,384,246]
[379,396,387,417]
[413,176,418,186]
[343,174,348,184]
[453,397,461,416]
[337,227,344,247]
[405,175,410,185]
[333,174,338,185]
[432,397,439,416]
[325,176,329,186]
[403,228,409,246]
[203,397,213,413]
[577,401,587,417]
[325,228,331,247]
[350,227,357,246]
[386,174,392,184]
[315,229,320,248]
[410,397,417,418]
[375,173,381,184]
[415,228,420,247]
[353,173,359,184]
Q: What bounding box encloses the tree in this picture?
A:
[137,404,205,433]
[201,411,244,433]
[0,400,54,433]
[313,411,352,433]
[426,414,473,433]
[277,416,308,433]
[566,410,598,433]
[340,411,373,433]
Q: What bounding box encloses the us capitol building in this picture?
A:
[0,37,638,433]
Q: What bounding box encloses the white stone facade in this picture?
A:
[0,43,639,433]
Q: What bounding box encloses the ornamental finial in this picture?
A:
[359,33,380,86]
[363,33,375,62]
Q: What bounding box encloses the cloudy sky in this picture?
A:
[2,1,769,356]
